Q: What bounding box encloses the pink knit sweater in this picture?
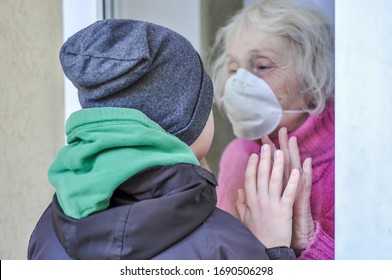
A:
[217,101,334,260]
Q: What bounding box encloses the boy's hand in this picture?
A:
[262,128,315,252]
[236,144,300,248]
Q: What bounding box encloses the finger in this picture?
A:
[261,135,277,154]
[302,157,313,194]
[244,153,259,205]
[288,136,302,170]
[278,127,290,165]
[278,127,291,187]
[258,144,272,198]
[294,157,312,209]
[281,169,300,207]
[235,188,246,222]
[269,150,284,199]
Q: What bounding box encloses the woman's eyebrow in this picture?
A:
[248,48,279,57]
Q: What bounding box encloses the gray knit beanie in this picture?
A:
[60,19,213,145]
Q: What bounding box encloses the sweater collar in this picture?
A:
[281,100,335,161]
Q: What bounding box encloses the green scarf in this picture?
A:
[48,108,199,219]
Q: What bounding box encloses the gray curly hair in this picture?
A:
[208,0,334,114]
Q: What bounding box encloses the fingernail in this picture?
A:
[292,136,297,144]
[250,153,258,160]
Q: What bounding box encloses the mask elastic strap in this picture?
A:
[271,109,306,115]
[282,110,307,114]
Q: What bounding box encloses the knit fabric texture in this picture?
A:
[217,100,335,260]
[60,19,213,145]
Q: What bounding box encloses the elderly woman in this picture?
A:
[208,0,334,259]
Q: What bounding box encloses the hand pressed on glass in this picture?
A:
[235,144,300,248]
[261,127,314,252]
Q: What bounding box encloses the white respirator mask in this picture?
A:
[222,68,305,139]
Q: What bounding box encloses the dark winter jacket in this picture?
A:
[29,164,280,259]
[28,108,296,260]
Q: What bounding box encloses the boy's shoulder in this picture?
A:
[28,203,73,260]
[155,207,269,260]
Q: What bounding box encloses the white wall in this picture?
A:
[335,0,392,259]
[0,0,63,259]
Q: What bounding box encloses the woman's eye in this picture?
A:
[226,63,238,74]
[253,64,273,76]
[228,68,237,74]
[256,65,269,71]
[252,58,274,75]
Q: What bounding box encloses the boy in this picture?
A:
[28,19,296,259]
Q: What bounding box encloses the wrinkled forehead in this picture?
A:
[227,26,292,61]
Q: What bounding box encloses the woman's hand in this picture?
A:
[262,128,315,252]
[235,144,300,248]
[291,157,314,251]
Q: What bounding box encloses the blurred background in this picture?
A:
[1,0,391,259]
